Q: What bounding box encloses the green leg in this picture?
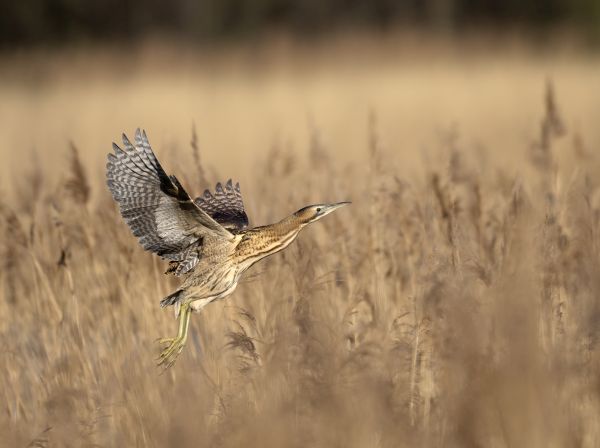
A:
[157,302,191,368]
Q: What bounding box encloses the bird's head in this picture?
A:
[294,202,351,225]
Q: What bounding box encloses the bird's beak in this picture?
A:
[318,201,351,217]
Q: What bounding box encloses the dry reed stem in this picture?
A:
[1,51,600,447]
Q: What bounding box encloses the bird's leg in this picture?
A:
[156,307,187,346]
[157,302,191,368]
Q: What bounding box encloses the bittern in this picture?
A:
[106,129,349,368]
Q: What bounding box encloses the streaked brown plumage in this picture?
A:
[106,129,349,367]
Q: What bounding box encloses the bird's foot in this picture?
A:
[156,302,191,369]
[156,336,186,369]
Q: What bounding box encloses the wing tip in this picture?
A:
[121,133,134,149]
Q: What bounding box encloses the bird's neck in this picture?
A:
[235,214,305,270]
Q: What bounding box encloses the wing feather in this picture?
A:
[194,179,249,232]
[106,129,232,275]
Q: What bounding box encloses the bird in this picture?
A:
[106,129,350,368]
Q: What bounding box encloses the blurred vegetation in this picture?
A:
[1,0,599,47]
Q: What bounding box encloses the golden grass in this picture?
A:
[2,35,600,446]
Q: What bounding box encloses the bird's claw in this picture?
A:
[155,303,191,369]
[156,337,186,368]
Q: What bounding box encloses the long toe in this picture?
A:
[156,338,178,362]
[159,340,178,360]
[165,344,186,369]
[157,338,186,368]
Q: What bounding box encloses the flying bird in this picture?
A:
[106,129,349,367]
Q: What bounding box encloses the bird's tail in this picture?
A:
[160,290,183,308]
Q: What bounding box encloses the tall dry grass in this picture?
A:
[2,37,600,446]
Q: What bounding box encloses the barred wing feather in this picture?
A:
[106,129,232,275]
[195,179,249,232]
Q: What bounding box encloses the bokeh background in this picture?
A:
[2,0,600,45]
[2,1,600,447]
[1,0,599,192]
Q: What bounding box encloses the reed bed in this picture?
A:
[1,39,600,447]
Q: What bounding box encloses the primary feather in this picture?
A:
[106,129,234,275]
[195,179,249,232]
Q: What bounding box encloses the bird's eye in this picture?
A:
[316,208,322,213]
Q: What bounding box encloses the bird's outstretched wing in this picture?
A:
[106,129,233,276]
[194,179,249,233]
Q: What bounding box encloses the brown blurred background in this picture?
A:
[0,0,599,192]
[3,2,600,447]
